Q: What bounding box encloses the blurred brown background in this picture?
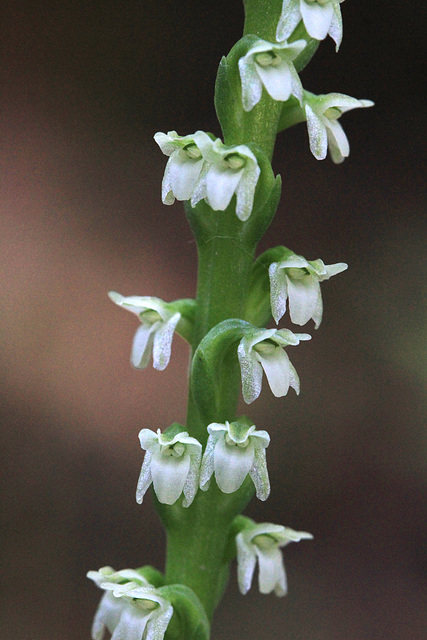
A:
[0,1,425,639]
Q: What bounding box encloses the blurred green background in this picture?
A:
[0,1,425,639]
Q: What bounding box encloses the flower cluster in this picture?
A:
[87,567,173,640]
[154,130,260,221]
[136,420,270,507]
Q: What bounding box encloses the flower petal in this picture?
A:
[269,261,289,324]
[200,431,220,491]
[236,532,257,594]
[305,103,328,160]
[205,163,243,211]
[256,545,288,596]
[213,435,255,493]
[324,116,349,163]
[152,312,181,370]
[131,323,157,369]
[239,54,263,112]
[136,451,153,504]
[165,153,205,202]
[286,273,321,326]
[150,450,191,505]
[234,161,260,221]
[276,0,301,42]
[300,0,334,41]
[257,347,292,397]
[329,3,343,51]
[250,447,270,501]
[255,60,293,102]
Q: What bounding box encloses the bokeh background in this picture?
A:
[1,1,425,639]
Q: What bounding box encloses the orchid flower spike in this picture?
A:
[136,427,202,507]
[200,420,270,501]
[236,523,313,596]
[303,91,374,163]
[277,0,345,52]
[238,38,306,112]
[154,130,212,205]
[269,249,348,327]
[238,327,311,404]
[191,136,261,221]
[88,567,173,640]
[108,292,188,371]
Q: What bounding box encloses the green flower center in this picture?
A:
[252,533,278,550]
[306,0,330,6]
[255,51,281,68]
[224,152,246,170]
[182,142,202,159]
[162,442,186,458]
[254,340,277,355]
[140,310,162,324]
[133,598,160,612]
[286,267,308,280]
[225,433,250,448]
[323,106,342,120]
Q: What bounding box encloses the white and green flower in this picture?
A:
[88,568,173,640]
[303,91,374,163]
[236,523,313,596]
[276,0,345,52]
[200,421,270,500]
[154,130,212,205]
[237,327,311,404]
[191,136,261,221]
[269,250,348,327]
[108,292,183,371]
[238,38,306,112]
[136,428,202,507]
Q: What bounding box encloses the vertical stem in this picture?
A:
[163,0,284,628]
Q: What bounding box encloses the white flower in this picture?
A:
[304,91,374,163]
[153,130,212,205]
[136,428,202,507]
[269,250,348,327]
[236,523,313,596]
[199,420,270,500]
[191,136,261,222]
[108,292,182,371]
[276,0,345,52]
[88,568,173,640]
[238,38,306,112]
[237,327,311,404]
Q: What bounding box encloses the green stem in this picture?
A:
[162,0,283,628]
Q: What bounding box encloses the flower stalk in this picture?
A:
[88,0,372,637]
